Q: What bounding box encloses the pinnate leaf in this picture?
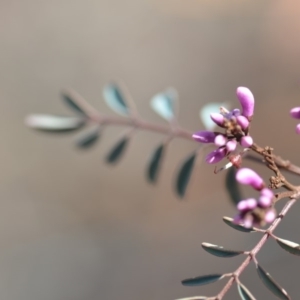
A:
[25,114,85,132]
[176,153,196,198]
[103,83,129,116]
[256,263,290,300]
[76,127,100,148]
[201,242,244,258]
[237,282,256,300]
[222,217,255,233]
[276,237,300,256]
[106,137,129,164]
[151,88,177,121]
[182,274,224,287]
[147,144,165,183]
[62,91,87,115]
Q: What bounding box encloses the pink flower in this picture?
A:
[289,107,300,134]
[205,148,227,164]
[192,131,217,143]
[236,168,264,190]
[234,170,275,228]
[236,87,255,118]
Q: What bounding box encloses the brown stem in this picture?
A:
[64,88,194,141]
[216,199,296,300]
[92,115,194,140]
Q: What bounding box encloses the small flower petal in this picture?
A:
[236,168,264,190]
[296,124,300,134]
[236,87,255,118]
[210,113,225,127]
[237,200,248,211]
[226,140,237,152]
[236,115,249,130]
[265,209,276,223]
[214,134,227,147]
[260,188,274,199]
[192,131,217,143]
[243,215,254,228]
[290,107,300,119]
[246,198,257,210]
[258,196,272,208]
[205,148,227,164]
[232,108,241,116]
[240,136,253,148]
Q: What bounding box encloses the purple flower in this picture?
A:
[264,209,276,223]
[236,115,249,130]
[240,136,253,148]
[236,87,255,118]
[192,131,217,143]
[290,107,300,119]
[193,87,255,166]
[214,134,227,147]
[226,140,237,152]
[289,107,300,134]
[205,147,227,164]
[210,113,225,127]
[234,172,275,228]
[236,168,264,190]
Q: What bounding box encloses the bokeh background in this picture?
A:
[1,0,300,299]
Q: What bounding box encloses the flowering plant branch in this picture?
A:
[25,84,300,299]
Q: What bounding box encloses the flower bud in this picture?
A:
[260,188,273,199]
[214,134,227,147]
[236,168,264,190]
[243,215,254,228]
[236,115,249,130]
[205,147,227,164]
[210,113,225,127]
[226,140,237,152]
[240,136,253,148]
[236,87,255,118]
[192,131,217,143]
[264,209,276,223]
[290,107,300,119]
[258,196,272,208]
[237,200,248,211]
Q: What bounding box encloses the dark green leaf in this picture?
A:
[147,144,164,183]
[176,153,196,198]
[225,167,242,206]
[256,264,290,300]
[103,83,129,116]
[182,274,224,287]
[276,238,300,256]
[62,92,87,115]
[202,242,244,258]
[76,127,100,148]
[222,217,255,233]
[25,114,85,132]
[106,137,129,164]
[237,282,256,300]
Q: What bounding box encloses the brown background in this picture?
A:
[0,0,300,299]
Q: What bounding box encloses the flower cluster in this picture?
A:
[193,87,255,164]
[234,168,276,228]
[290,107,300,134]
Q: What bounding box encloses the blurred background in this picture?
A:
[1,0,300,299]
